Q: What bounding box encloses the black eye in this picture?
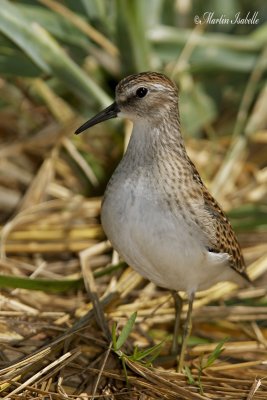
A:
[136,87,148,98]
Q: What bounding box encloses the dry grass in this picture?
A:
[1,108,267,399]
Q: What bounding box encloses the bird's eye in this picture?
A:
[136,87,148,98]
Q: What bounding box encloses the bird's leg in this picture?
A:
[178,291,195,373]
[171,291,183,355]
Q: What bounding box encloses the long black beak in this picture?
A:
[75,102,120,135]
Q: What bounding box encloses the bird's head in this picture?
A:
[75,72,178,134]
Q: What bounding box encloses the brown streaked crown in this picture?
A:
[116,71,177,94]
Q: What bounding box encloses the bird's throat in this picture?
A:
[124,118,186,168]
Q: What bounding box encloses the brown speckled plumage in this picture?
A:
[188,158,248,280]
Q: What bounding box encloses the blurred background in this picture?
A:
[1,0,267,209]
[0,0,267,398]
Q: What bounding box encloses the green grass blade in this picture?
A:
[148,26,264,52]
[116,0,150,74]
[0,52,41,77]
[115,312,137,350]
[130,339,165,362]
[0,262,125,293]
[94,262,126,278]
[16,3,90,49]
[0,274,83,292]
[184,365,196,385]
[0,0,111,106]
[205,337,228,368]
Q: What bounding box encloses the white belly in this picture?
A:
[101,175,235,293]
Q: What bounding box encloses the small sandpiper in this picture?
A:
[75,72,249,371]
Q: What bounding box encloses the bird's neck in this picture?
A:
[125,115,188,166]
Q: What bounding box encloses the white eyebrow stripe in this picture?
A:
[130,83,167,93]
[152,83,168,90]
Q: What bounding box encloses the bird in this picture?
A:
[75,71,249,371]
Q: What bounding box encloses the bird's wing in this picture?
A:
[188,159,249,282]
[202,186,249,279]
